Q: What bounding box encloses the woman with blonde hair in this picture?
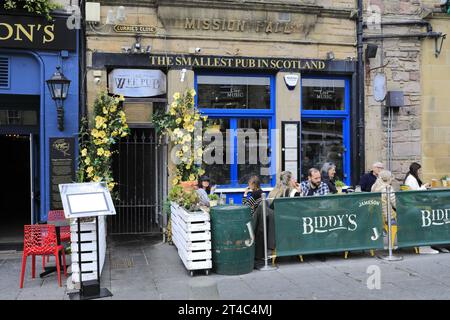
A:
[371,170,398,248]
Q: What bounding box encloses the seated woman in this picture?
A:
[371,170,397,248]
[321,162,338,194]
[196,175,211,207]
[242,175,263,216]
[253,171,297,263]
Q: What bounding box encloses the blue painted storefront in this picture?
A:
[0,44,79,223]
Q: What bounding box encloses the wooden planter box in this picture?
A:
[70,216,107,283]
[170,202,212,276]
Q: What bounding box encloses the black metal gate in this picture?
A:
[109,128,166,235]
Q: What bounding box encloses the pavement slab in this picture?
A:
[2,235,450,300]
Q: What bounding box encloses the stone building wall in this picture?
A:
[363,0,443,186]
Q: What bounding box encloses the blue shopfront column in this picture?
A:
[0,12,79,224]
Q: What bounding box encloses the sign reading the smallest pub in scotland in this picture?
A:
[148,54,327,71]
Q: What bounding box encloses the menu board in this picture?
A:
[50,138,75,210]
[282,122,300,181]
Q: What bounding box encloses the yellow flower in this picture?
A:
[97,130,106,139]
[189,174,196,181]
[186,165,191,170]
[184,115,191,123]
[84,157,91,165]
[182,145,189,152]
[86,166,94,173]
[173,92,181,100]
[97,148,105,156]
[202,116,208,121]
[94,139,103,145]
[103,107,108,115]
[189,89,196,97]
[176,118,182,124]
[93,176,101,182]
[186,124,195,132]
[104,150,111,158]
[112,131,118,137]
[110,105,117,113]
[170,108,176,116]
[172,178,179,185]
[108,182,115,191]
[95,116,106,129]
[121,132,127,137]
[119,94,125,101]
[81,148,87,157]
[176,150,183,158]
[198,169,205,176]
[91,129,99,137]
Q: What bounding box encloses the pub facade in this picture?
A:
[0,8,79,245]
[86,0,360,234]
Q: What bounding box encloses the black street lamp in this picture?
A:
[46,66,71,131]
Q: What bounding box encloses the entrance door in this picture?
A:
[109,128,164,234]
[0,135,32,245]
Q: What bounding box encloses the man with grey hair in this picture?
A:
[359,161,384,192]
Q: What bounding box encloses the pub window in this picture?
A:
[196,73,275,188]
[302,78,346,111]
[301,76,350,185]
[197,75,271,109]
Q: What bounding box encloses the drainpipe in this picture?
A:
[357,0,365,183]
[79,0,87,119]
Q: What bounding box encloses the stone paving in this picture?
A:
[2,235,450,300]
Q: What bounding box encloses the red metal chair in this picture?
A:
[43,210,70,269]
[47,210,70,242]
[20,224,67,288]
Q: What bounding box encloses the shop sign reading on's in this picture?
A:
[108,69,166,97]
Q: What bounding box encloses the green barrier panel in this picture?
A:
[273,193,385,257]
[396,189,450,248]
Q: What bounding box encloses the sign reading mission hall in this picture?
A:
[149,54,327,71]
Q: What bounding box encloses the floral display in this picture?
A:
[153,88,209,187]
[77,92,130,193]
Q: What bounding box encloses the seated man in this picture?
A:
[298,168,330,197]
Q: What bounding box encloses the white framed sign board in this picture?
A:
[59,182,116,218]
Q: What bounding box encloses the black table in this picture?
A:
[39,220,69,278]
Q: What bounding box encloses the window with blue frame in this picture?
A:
[195,73,276,188]
[301,76,351,185]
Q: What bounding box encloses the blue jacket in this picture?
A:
[359,171,377,192]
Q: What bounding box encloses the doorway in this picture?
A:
[109,127,164,235]
[0,135,32,245]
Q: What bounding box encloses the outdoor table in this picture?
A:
[39,219,69,278]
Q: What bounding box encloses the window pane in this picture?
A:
[197,75,270,109]
[301,119,344,181]
[237,118,271,185]
[302,78,345,111]
[203,118,231,185]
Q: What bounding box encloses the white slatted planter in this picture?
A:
[171,202,212,276]
[70,216,107,284]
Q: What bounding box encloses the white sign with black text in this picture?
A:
[108,69,167,97]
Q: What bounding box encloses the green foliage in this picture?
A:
[153,89,209,185]
[168,185,200,211]
[77,92,130,195]
[441,175,449,181]
[335,180,346,188]
[208,193,219,201]
[3,0,60,20]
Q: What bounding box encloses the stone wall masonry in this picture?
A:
[363,2,426,182]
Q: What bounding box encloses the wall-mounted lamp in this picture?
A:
[180,68,187,82]
[106,6,126,25]
[326,51,335,60]
[46,67,71,131]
